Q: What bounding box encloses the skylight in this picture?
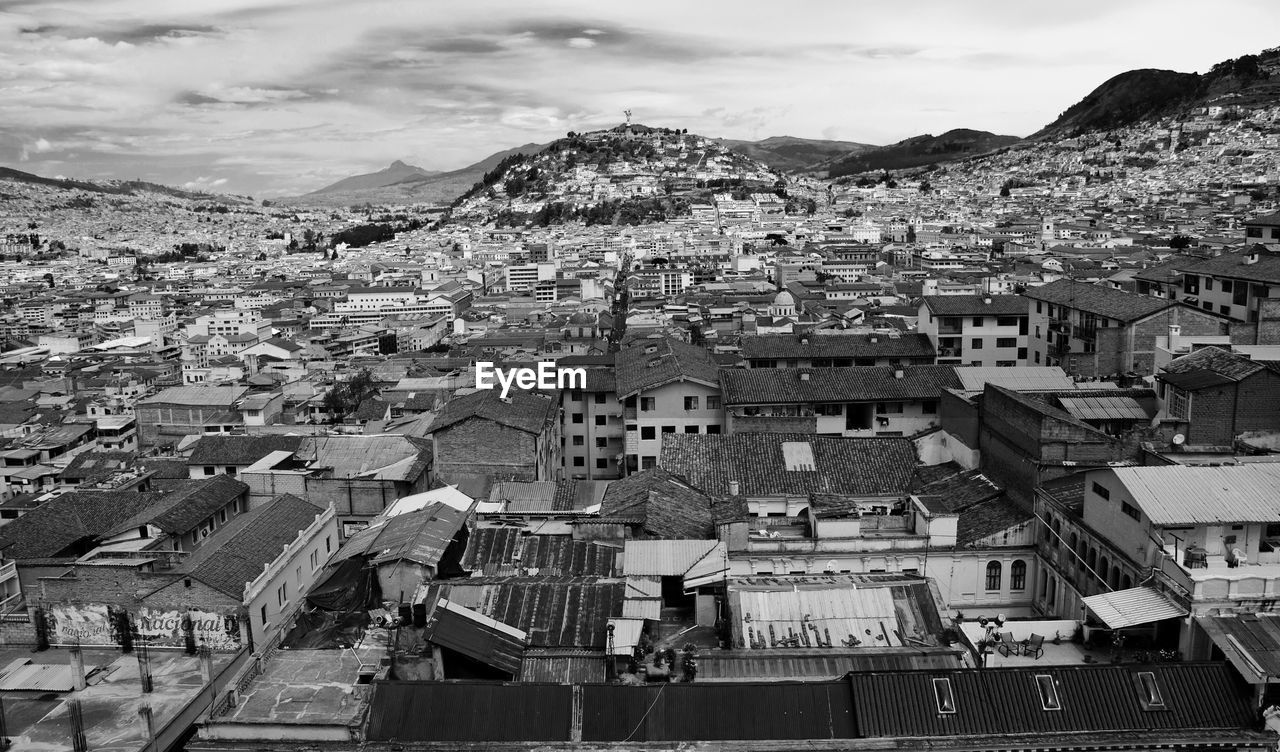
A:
[932,678,956,714]
[1034,674,1062,711]
[781,441,816,471]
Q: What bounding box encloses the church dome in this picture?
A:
[773,290,796,307]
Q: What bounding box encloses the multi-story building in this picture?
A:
[558,356,623,480]
[617,338,723,474]
[1024,279,1228,376]
[918,295,1029,367]
[134,385,249,449]
[1244,211,1280,250]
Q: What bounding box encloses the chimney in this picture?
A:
[1168,323,1181,343]
[728,480,740,496]
[983,296,993,305]
[1245,251,1260,265]
[894,368,905,379]
[800,371,811,381]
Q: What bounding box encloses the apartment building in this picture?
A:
[918,295,1029,367]
[617,338,723,474]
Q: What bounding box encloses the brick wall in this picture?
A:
[1187,384,1238,446]
[939,390,980,448]
[728,414,817,434]
[434,419,539,482]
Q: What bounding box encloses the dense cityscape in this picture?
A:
[3,9,1280,752]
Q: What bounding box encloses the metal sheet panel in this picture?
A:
[1110,464,1280,525]
[1082,586,1189,630]
[623,540,718,576]
[580,682,856,741]
[735,584,903,649]
[0,662,74,691]
[1059,395,1150,421]
[367,681,572,741]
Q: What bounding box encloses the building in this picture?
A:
[558,356,624,480]
[427,389,561,483]
[721,365,960,437]
[740,332,935,368]
[1024,279,1228,376]
[1157,346,1280,447]
[617,337,723,474]
[134,385,250,449]
[1245,212,1280,250]
[918,295,1029,367]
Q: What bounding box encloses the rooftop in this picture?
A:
[1024,278,1175,322]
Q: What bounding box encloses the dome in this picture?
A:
[773,290,796,307]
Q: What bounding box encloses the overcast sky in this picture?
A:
[1,0,1277,196]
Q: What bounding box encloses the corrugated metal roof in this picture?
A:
[734,584,906,649]
[580,682,856,742]
[367,681,572,741]
[1198,614,1280,680]
[489,480,558,512]
[850,663,1255,738]
[607,617,646,655]
[519,653,607,684]
[1059,395,1151,421]
[1082,586,1188,630]
[683,542,729,589]
[699,649,962,681]
[0,660,74,691]
[622,539,718,576]
[424,598,527,675]
[1108,464,1280,524]
[954,366,1075,392]
[625,576,662,598]
[621,598,661,620]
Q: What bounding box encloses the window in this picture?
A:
[310,549,318,570]
[570,390,584,402]
[933,678,957,714]
[325,536,331,553]
[707,425,722,434]
[1035,675,1062,711]
[684,396,699,411]
[684,425,699,434]
[277,582,288,607]
[596,437,608,448]
[1010,560,1027,590]
[572,435,584,446]
[203,465,216,476]
[707,396,722,410]
[572,456,585,467]
[261,604,268,626]
[996,337,1017,348]
[985,561,1002,591]
[595,415,606,426]
[1166,386,1190,420]
[1092,482,1110,500]
[641,456,656,469]
[1135,671,1166,710]
[595,458,608,469]
[971,338,983,349]
[997,316,1019,327]
[972,316,985,327]
[1036,301,1043,314]
[572,412,584,424]
[640,397,656,412]
[640,426,656,440]
[594,393,606,404]
[661,425,676,433]
[1017,347,1028,360]
[922,401,938,414]
[218,508,227,524]
[1121,501,1141,521]
[1204,278,1214,291]
[876,402,903,414]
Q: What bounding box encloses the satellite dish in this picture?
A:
[1172,434,1186,445]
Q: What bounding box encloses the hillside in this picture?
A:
[280,143,550,208]
[825,129,1021,178]
[308,160,438,195]
[715,135,876,173]
[1035,49,1280,138]
[441,123,796,228]
[0,166,247,203]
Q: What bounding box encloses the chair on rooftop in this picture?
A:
[996,631,1020,657]
[1023,633,1045,660]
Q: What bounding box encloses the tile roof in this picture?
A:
[614,337,720,397]
[1173,248,1280,285]
[739,333,935,360]
[173,494,322,599]
[58,450,139,482]
[0,490,167,560]
[598,467,714,539]
[660,434,917,497]
[1023,279,1174,322]
[187,435,305,466]
[428,389,558,435]
[1160,346,1278,384]
[106,474,248,536]
[922,294,1030,316]
[721,365,960,404]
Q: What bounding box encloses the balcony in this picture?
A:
[623,406,637,421]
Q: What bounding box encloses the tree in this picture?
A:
[999,185,1011,198]
[1169,235,1194,250]
[918,180,932,194]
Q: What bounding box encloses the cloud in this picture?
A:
[566,37,596,49]
[181,175,229,191]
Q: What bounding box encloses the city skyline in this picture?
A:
[0,0,1277,196]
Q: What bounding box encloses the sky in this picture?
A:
[0,0,1277,197]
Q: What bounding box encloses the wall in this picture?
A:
[1079,469,1151,567]
[240,506,338,647]
[434,419,540,482]
[629,380,724,470]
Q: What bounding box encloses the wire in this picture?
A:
[622,680,667,742]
